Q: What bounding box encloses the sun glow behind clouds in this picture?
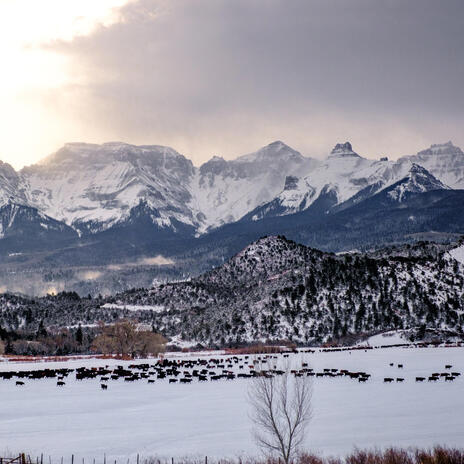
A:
[0,0,132,168]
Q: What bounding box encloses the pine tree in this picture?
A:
[76,324,83,344]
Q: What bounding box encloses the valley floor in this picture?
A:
[1,346,463,460]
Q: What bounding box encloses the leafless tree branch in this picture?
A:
[248,359,313,464]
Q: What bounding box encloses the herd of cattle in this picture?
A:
[0,353,372,388]
[0,352,461,389]
[382,362,461,383]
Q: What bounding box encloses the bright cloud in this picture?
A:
[1,0,463,169]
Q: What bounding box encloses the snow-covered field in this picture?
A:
[361,330,411,346]
[1,346,464,460]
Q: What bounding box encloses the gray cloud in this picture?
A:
[46,0,464,162]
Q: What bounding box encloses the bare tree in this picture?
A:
[248,361,312,463]
[136,331,167,357]
[91,320,167,357]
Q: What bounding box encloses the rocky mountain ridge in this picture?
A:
[0,140,463,297]
[1,140,462,237]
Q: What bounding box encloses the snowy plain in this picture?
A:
[1,346,464,461]
[361,330,411,347]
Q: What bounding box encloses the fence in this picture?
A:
[0,455,27,464]
[0,456,214,464]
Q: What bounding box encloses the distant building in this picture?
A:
[380,156,388,161]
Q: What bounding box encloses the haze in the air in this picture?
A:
[1,0,463,169]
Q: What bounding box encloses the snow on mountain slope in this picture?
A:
[20,142,197,233]
[387,164,449,202]
[244,175,317,221]
[243,141,461,222]
[0,161,25,206]
[301,142,395,204]
[0,139,462,238]
[189,141,320,232]
[17,140,320,234]
[449,245,464,265]
[0,203,77,241]
[398,141,464,189]
[244,142,412,220]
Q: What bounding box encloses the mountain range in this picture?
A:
[1,139,463,295]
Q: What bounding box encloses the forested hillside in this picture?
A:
[1,236,463,350]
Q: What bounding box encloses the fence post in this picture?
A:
[41,455,43,464]
[137,455,139,464]
[71,456,74,464]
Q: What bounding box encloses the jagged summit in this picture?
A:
[417,141,463,156]
[407,163,449,189]
[328,142,361,158]
[0,139,462,242]
[399,140,464,190]
[388,163,449,202]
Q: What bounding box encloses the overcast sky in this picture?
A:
[1,0,463,169]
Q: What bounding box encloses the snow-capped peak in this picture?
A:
[416,141,463,157]
[237,140,304,163]
[192,141,319,232]
[398,141,464,190]
[328,141,361,158]
[388,163,449,202]
[20,142,196,234]
[407,163,448,188]
[0,138,462,239]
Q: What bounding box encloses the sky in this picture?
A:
[1,0,463,169]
